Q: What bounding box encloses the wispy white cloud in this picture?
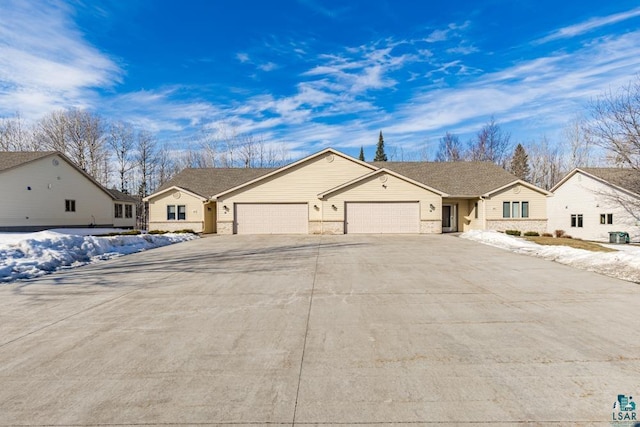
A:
[0,0,122,119]
[258,62,279,72]
[534,6,640,44]
[236,52,250,63]
[387,30,640,144]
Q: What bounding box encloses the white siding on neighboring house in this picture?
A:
[548,172,640,241]
[113,202,136,228]
[0,154,113,230]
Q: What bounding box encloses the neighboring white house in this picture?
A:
[0,151,137,231]
[548,168,640,242]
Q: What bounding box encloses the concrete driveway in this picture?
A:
[0,234,638,425]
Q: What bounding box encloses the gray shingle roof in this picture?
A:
[108,189,139,203]
[0,151,57,172]
[372,161,521,196]
[157,168,277,198]
[580,168,640,194]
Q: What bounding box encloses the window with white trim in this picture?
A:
[125,204,133,219]
[167,205,186,221]
[571,214,583,228]
[503,201,529,218]
[115,203,123,218]
[65,199,76,212]
[600,213,613,224]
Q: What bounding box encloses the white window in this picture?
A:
[125,204,133,219]
[600,213,613,224]
[167,205,186,221]
[503,201,529,219]
[571,214,583,228]
[65,199,76,212]
[115,203,123,218]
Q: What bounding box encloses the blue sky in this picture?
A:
[1,0,640,160]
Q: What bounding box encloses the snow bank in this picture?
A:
[0,230,198,283]
[460,230,640,283]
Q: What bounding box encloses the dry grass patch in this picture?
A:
[525,236,617,252]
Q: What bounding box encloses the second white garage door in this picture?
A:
[346,202,420,234]
[235,203,308,234]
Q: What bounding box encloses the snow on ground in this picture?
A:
[0,229,198,284]
[461,230,640,283]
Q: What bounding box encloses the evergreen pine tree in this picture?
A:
[374,131,387,161]
[358,146,365,161]
[510,143,530,181]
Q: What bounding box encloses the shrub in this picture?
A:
[561,234,572,239]
[174,229,196,234]
[541,232,553,237]
[505,229,521,236]
[555,229,565,238]
[148,230,168,235]
[524,231,540,237]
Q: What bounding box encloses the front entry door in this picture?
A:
[442,204,457,232]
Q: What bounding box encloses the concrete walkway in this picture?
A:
[0,234,638,425]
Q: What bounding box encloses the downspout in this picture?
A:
[480,196,487,230]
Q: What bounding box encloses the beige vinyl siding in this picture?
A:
[0,155,112,228]
[147,188,206,232]
[548,172,640,241]
[217,153,373,224]
[485,184,547,220]
[321,173,441,222]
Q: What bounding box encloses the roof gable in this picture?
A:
[0,151,58,172]
[318,168,447,198]
[152,167,276,199]
[1,150,116,200]
[213,148,376,198]
[553,168,640,198]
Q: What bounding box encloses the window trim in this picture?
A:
[503,201,529,219]
[167,204,186,221]
[125,204,133,219]
[65,199,76,212]
[600,213,613,225]
[571,214,584,228]
[167,205,176,221]
[503,202,510,218]
[114,203,123,218]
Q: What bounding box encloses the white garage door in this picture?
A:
[346,202,420,234]
[235,203,308,234]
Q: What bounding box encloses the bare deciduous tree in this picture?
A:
[467,117,512,166]
[526,137,564,190]
[585,77,640,171]
[435,132,464,161]
[35,110,68,153]
[108,121,135,192]
[563,115,592,169]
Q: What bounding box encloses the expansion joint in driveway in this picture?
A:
[291,237,321,426]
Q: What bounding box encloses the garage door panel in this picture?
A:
[346,202,419,234]
[235,203,308,234]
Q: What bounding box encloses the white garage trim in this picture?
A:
[345,202,420,234]
[235,203,308,234]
